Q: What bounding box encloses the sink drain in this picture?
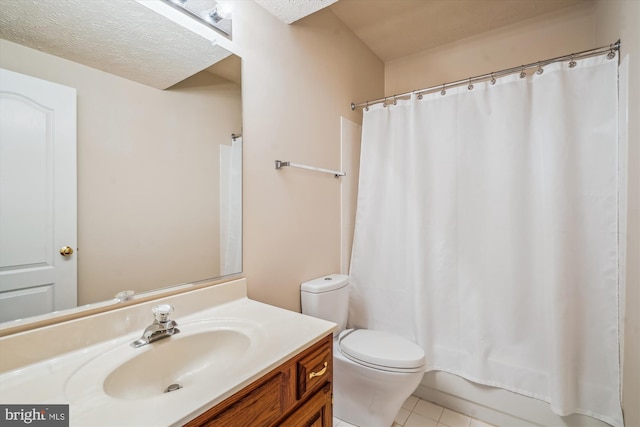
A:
[164,383,183,393]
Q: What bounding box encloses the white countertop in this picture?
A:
[0,279,335,426]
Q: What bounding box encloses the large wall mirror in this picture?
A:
[0,0,242,328]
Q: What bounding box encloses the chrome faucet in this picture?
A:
[131,304,180,348]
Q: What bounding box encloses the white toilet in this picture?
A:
[301,274,425,427]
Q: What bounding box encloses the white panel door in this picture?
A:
[0,68,77,323]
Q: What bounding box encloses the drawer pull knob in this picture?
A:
[308,362,328,379]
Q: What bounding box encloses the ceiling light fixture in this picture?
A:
[211,2,232,21]
[159,0,232,38]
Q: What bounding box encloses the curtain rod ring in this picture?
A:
[441,83,446,96]
[519,66,527,79]
[569,54,577,68]
[365,101,369,112]
[467,78,474,91]
[490,73,496,85]
[607,45,616,60]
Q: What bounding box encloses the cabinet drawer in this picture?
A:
[296,336,332,400]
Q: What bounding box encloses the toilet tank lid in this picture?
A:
[301,274,349,293]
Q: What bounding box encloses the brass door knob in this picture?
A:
[60,246,74,257]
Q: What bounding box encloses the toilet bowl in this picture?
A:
[301,274,425,427]
[333,329,425,426]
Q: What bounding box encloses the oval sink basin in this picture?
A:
[105,329,249,400]
[65,318,266,403]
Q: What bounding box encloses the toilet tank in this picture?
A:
[301,274,349,332]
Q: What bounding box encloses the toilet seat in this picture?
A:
[338,329,425,373]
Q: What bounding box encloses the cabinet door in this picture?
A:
[185,372,283,427]
[280,382,332,427]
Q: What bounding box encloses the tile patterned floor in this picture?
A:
[333,395,495,427]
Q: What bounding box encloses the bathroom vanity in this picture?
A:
[186,333,332,426]
[0,279,335,426]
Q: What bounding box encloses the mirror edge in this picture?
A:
[0,273,244,337]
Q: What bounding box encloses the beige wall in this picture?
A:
[232,2,384,311]
[385,2,596,95]
[0,40,242,304]
[382,2,639,426]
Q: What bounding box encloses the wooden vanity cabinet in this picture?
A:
[184,333,333,427]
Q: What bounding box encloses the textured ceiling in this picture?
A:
[329,0,591,61]
[254,0,339,24]
[0,0,231,89]
[0,0,592,89]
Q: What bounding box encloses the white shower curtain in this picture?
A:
[349,55,623,426]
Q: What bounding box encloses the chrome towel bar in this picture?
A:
[275,160,346,178]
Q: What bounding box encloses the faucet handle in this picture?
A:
[152,304,174,322]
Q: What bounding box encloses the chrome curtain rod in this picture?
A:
[351,40,621,110]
